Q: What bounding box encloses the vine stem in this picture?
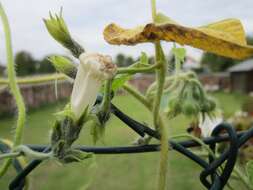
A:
[0,73,67,85]
[153,42,169,190]
[170,134,216,158]
[123,84,152,110]
[0,152,21,161]
[151,1,169,189]
[117,64,159,74]
[0,2,26,177]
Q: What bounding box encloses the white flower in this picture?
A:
[199,114,223,137]
[71,53,117,120]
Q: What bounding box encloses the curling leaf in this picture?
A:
[104,19,253,59]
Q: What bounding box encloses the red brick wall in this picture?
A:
[0,73,230,116]
[0,81,72,115]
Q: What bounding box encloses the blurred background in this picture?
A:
[1,0,253,189]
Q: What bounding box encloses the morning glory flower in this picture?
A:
[199,114,223,137]
[71,53,117,120]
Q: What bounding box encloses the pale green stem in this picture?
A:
[0,152,21,161]
[152,42,167,129]
[14,145,52,160]
[0,73,67,85]
[151,0,157,21]
[146,73,189,96]
[170,134,216,158]
[0,3,26,177]
[101,79,113,114]
[150,1,169,190]
[153,42,169,190]
[123,84,152,110]
[117,64,159,74]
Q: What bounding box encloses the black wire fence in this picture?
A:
[2,98,253,190]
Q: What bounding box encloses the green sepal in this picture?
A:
[54,104,75,121]
[48,55,77,79]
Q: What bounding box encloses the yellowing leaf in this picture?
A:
[103,19,253,60]
[198,19,247,45]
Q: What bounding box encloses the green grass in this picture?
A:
[0,92,247,190]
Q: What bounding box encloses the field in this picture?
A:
[0,92,247,190]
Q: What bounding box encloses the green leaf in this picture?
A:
[172,47,187,62]
[140,52,149,66]
[246,161,253,186]
[111,52,150,91]
[112,74,132,91]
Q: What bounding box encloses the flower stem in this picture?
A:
[101,79,113,114]
[0,2,26,177]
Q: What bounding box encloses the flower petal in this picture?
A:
[103,19,253,59]
[199,115,223,137]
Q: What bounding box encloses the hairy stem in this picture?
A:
[0,3,26,177]
[101,79,113,114]
[117,64,159,75]
[123,84,152,110]
[154,42,169,190]
[151,1,169,190]
[151,0,157,22]
[0,73,67,85]
[170,134,216,158]
[0,152,21,161]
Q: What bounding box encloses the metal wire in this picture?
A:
[7,99,253,190]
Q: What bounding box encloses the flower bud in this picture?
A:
[44,11,84,58]
[48,55,77,79]
[71,53,117,120]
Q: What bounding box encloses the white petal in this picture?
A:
[199,115,223,137]
[70,52,117,120]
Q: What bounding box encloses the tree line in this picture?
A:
[14,51,56,76]
[1,37,253,77]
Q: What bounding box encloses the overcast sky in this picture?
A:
[0,0,253,64]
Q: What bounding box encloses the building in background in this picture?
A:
[228,59,253,93]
